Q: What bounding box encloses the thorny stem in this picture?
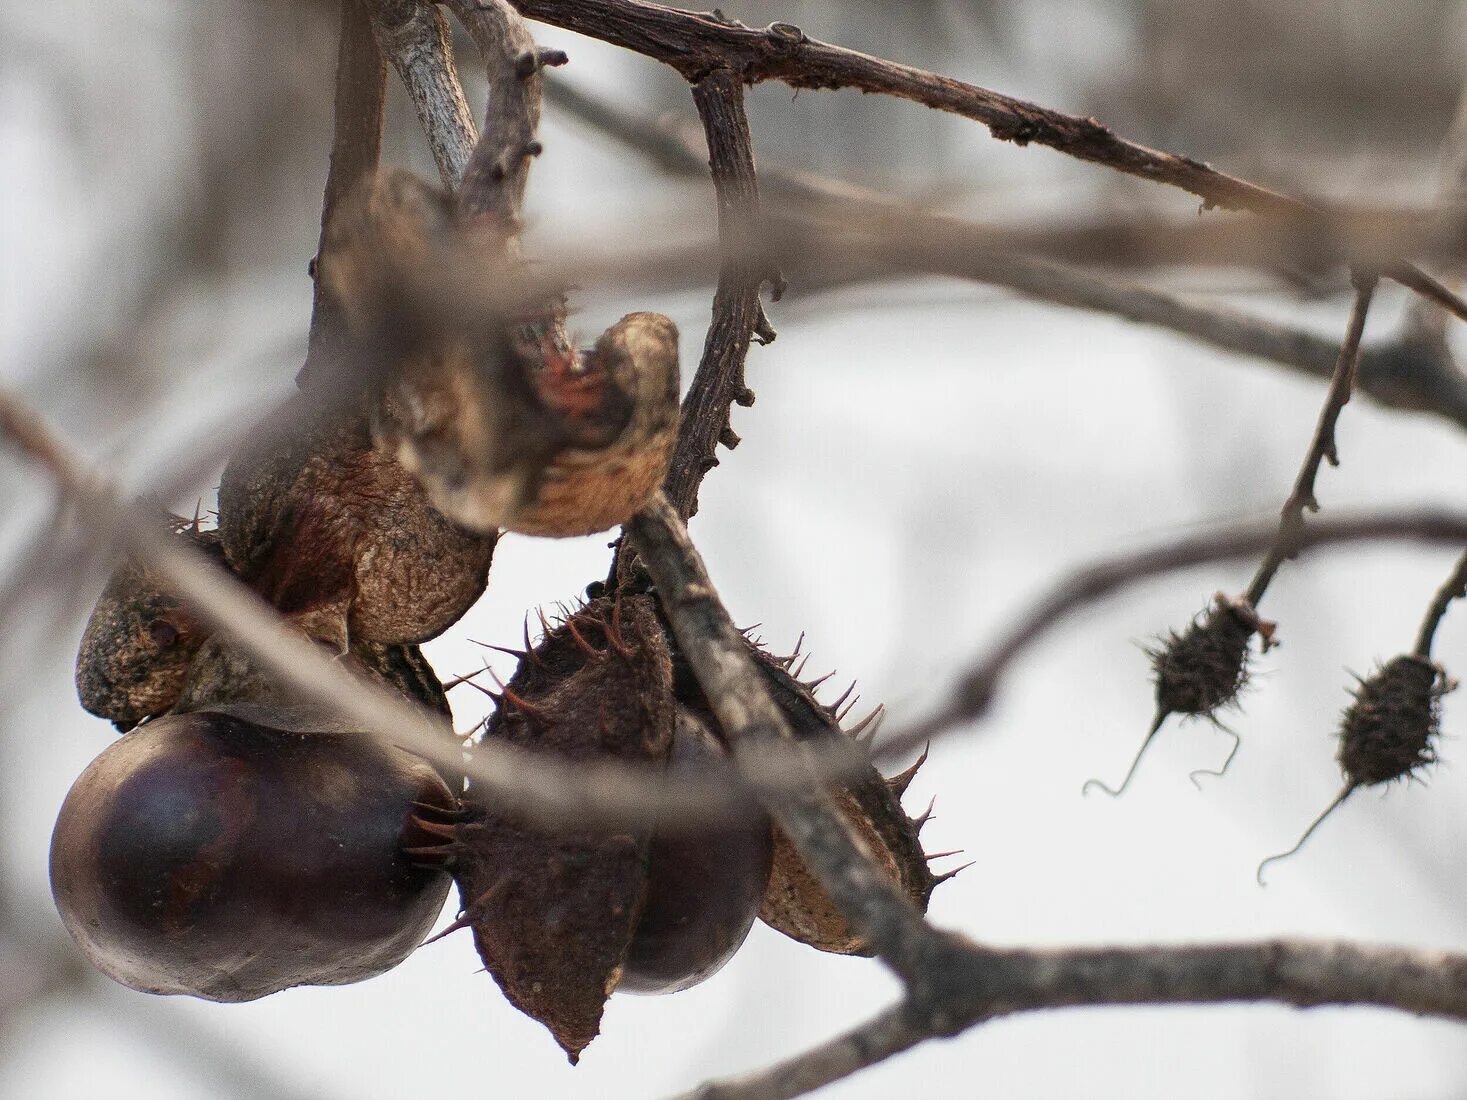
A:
[608,69,773,588]
[1414,548,1467,658]
[510,0,1467,321]
[1244,274,1379,608]
[659,70,776,523]
[443,0,561,235]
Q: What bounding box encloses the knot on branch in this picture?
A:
[989,114,1043,147]
[516,47,568,79]
[766,21,807,47]
[901,935,995,1035]
[487,142,543,182]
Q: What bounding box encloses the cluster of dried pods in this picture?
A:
[51,158,944,1061]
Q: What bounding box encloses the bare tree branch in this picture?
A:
[1244,273,1378,606]
[509,0,1467,320]
[673,940,1467,1100]
[545,77,1467,432]
[665,1003,925,1100]
[661,69,774,522]
[367,0,477,188]
[1414,548,1467,659]
[629,493,929,975]
[443,0,565,233]
[299,0,387,389]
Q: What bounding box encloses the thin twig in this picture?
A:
[511,0,1467,320]
[661,69,774,522]
[443,0,565,234]
[545,77,1467,432]
[1414,548,1467,658]
[1244,274,1378,607]
[666,1003,925,1100]
[366,0,478,188]
[298,0,386,390]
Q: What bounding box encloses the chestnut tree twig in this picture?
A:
[669,940,1467,1100]
[366,0,478,188]
[509,0,1467,322]
[1244,273,1378,607]
[298,0,387,390]
[661,69,774,522]
[629,493,931,976]
[443,0,566,234]
[545,77,1467,433]
[1414,548,1467,659]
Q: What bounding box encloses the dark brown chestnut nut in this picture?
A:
[618,712,773,996]
[50,710,454,1002]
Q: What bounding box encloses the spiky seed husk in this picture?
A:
[1338,655,1451,788]
[448,595,675,1062]
[676,637,939,957]
[1258,655,1455,884]
[1151,595,1269,718]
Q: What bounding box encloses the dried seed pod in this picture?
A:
[218,396,496,645]
[1257,655,1453,883]
[76,519,228,730]
[677,638,941,956]
[1087,594,1272,797]
[444,595,676,1061]
[320,169,680,538]
[50,710,455,1002]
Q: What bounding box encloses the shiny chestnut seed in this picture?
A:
[619,717,773,995]
[50,710,454,1002]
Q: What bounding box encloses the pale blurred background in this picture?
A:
[4,1,1467,1097]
